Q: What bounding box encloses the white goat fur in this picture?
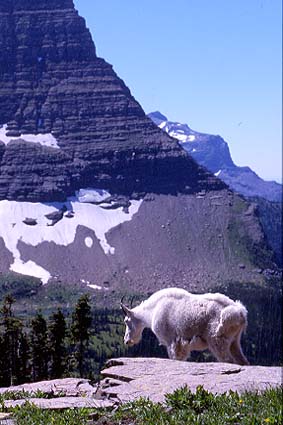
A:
[122,288,249,365]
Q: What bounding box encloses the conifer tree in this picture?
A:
[0,332,6,386]
[48,309,67,379]
[0,295,24,386]
[30,312,48,381]
[16,332,30,384]
[71,295,92,377]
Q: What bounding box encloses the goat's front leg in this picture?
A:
[167,340,178,360]
[167,338,191,361]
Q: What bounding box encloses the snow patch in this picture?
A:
[169,131,188,142]
[159,121,167,129]
[157,120,196,144]
[11,260,51,285]
[188,135,196,141]
[0,124,60,149]
[87,284,102,290]
[0,195,142,283]
[85,237,93,248]
[87,283,109,291]
[167,130,196,143]
[76,188,111,203]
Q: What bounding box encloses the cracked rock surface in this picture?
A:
[0,378,114,410]
[0,359,281,409]
[100,357,282,403]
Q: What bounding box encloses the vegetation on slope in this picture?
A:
[1,385,281,425]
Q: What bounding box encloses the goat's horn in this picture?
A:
[130,296,135,308]
[121,303,129,316]
[120,302,133,318]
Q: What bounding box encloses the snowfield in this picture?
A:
[0,124,60,149]
[0,190,142,283]
[157,121,196,144]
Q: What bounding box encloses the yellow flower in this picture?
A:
[239,399,243,404]
[264,419,271,423]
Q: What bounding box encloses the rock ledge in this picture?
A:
[101,357,282,403]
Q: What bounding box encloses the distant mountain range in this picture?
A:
[148,112,282,203]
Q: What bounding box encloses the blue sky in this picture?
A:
[74,0,282,183]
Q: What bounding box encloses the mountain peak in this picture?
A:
[0,3,224,202]
[1,0,74,11]
[147,111,168,123]
[148,112,282,203]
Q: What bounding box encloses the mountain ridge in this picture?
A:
[148,111,282,202]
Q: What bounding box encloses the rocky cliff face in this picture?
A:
[0,0,279,289]
[0,0,222,202]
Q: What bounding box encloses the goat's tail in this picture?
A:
[215,301,248,336]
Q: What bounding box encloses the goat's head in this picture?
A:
[121,299,143,346]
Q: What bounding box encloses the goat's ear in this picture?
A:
[121,303,133,317]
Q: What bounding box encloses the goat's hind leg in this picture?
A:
[189,335,208,351]
[208,336,235,364]
[230,335,249,366]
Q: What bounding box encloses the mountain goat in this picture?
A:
[121,288,249,365]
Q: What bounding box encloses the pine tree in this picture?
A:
[30,312,48,381]
[0,332,6,386]
[71,295,92,377]
[48,309,67,379]
[16,332,31,384]
[0,295,24,386]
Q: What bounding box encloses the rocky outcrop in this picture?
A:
[0,0,223,202]
[0,360,281,409]
[101,358,282,403]
[0,378,113,410]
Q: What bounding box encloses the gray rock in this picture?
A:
[0,377,115,411]
[101,357,282,404]
[0,360,281,411]
[23,218,37,226]
[0,377,96,397]
[4,397,113,410]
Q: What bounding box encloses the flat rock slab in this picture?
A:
[0,378,114,411]
[4,397,113,410]
[0,378,97,397]
[0,413,15,425]
[101,358,282,403]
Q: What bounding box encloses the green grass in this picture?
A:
[114,386,282,425]
[11,403,94,425]
[0,389,66,401]
[2,385,281,425]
